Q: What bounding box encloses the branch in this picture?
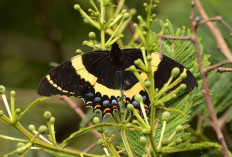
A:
[217,68,232,73]
[205,60,232,73]
[194,0,232,61]
[198,16,232,33]
[191,1,230,156]
[59,96,101,138]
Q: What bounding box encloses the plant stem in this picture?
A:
[120,129,133,157]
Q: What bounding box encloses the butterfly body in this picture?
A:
[38,43,197,117]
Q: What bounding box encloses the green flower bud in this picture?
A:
[162,111,171,121]
[121,9,127,15]
[133,23,138,28]
[129,8,137,15]
[82,40,88,46]
[119,34,124,38]
[143,3,148,7]
[164,23,169,27]
[15,108,21,114]
[180,72,187,79]
[10,91,16,97]
[93,117,100,124]
[16,147,25,154]
[142,129,150,135]
[28,124,36,132]
[172,94,177,99]
[162,139,169,145]
[122,13,130,20]
[83,18,89,24]
[94,109,101,114]
[38,125,48,134]
[126,65,137,72]
[175,125,183,132]
[76,49,83,55]
[144,80,151,88]
[156,101,164,106]
[44,111,52,121]
[0,110,3,116]
[134,94,143,103]
[140,136,147,144]
[132,120,139,125]
[137,15,142,20]
[98,139,103,146]
[0,85,6,94]
[97,128,105,133]
[142,31,147,36]
[171,67,180,78]
[126,123,133,128]
[50,117,55,124]
[127,104,135,111]
[147,55,152,61]
[88,32,96,40]
[176,138,182,144]
[179,84,187,90]
[74,4,81,10]
[17,143,25,148]
[134,59,143,67]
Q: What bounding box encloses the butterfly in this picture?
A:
[38,43,198,117]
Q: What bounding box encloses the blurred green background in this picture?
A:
[0,0,232,156]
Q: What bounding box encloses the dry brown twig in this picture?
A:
[59,96,101,139]
[158,0,232,156]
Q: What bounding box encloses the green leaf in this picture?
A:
[162,141,221,153]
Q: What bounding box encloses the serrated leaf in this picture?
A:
[162,142,221,153]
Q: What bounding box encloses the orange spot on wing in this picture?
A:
[104,108,110,113]
[87,101,92,104]
[94,104,101,109]
[113,106,118,109]
[135,109,140,114]
[144,104,148,108]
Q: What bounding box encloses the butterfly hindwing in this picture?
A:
[154,54,198,91]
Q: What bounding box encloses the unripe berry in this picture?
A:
[140,136,147,144]
[134,94,143,103]
[74,4,81,10]
[44,111,52,121]
[144,80,151,88]
[162,111,171,121]
[93,117,100,124]
[127,104,135,111]
[38,125,48,134]
[171,67,180,78]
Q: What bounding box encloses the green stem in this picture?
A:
[100,0,105,49]
[158,121,166,150]
[120,129,133,157]
[46,121,57,146]
[17,97,48,121]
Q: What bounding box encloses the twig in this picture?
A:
[217,68,232,73]
[199,16,232,33]
[59,96,101,138]
[205,60,232,73]
[191,1,230,156]
[194,0,232,61]
[158,35,192,57]
[83,142,98,153]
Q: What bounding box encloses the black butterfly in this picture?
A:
[38,43,197,117]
